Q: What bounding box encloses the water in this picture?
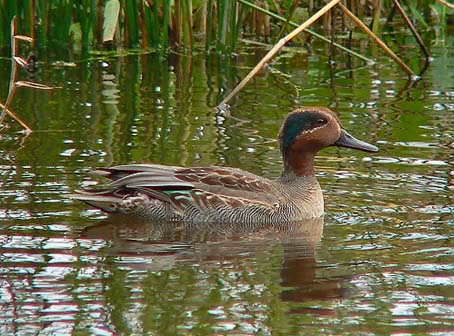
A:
[0,30,453,335]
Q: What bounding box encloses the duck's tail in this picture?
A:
[69,191,122,213]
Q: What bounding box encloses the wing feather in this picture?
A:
[76,164,281,216]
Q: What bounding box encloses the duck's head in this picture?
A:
[278,107,378,176]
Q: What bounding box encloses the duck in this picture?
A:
[73,107,378,223]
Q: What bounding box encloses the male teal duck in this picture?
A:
[74,107,378,223]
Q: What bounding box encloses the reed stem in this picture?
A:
[338,3,416,77]
[392,0,431,60]
[218,0,342,108]
[238,0,373,64]
[0,17,32,132]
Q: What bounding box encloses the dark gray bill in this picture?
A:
[334,129,379,153]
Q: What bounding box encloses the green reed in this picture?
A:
[0,0,451,54]
[125,0,140,48]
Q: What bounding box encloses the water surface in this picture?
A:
[0,29,453,335]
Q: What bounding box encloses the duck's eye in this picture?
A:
[317,118,327,125]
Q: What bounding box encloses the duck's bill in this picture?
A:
[335,129,379,153]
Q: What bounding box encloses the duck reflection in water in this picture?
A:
[82,215,347,314]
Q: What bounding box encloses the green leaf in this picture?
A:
[103,0,120,42]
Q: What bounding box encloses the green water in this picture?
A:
[0,31,453,335]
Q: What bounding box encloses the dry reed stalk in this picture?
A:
[174,0,183,49]
[436,0,454,9]
[1,16,56,133]
[238,0,373,63]
[217,0,342,109]
[0,102,32,132]
[139,1,147,49]
[0,16,33,133]
[338,3,416,77]
[0,17,24,129]
[392,0,431,60]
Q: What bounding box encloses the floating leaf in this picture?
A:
[103,0,120,42]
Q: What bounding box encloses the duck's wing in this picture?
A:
[171,166,282,210]
[74,164,282,213]
[175,166,276,194]
[95,164,276,194]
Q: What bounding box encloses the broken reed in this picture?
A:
[0,0,450,52]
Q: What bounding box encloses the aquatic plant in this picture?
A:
[0,0,451,118]
[0,0,451,53]
[0,16,55,133]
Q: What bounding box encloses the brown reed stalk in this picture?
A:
[436,0,454,8]
[238,0,373,63]
[392,0,431,60]
[1,16,57,133]
[217,0,342,109]
[338,3,416,77]
[0,17,30,131]
[0,103,32,132]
